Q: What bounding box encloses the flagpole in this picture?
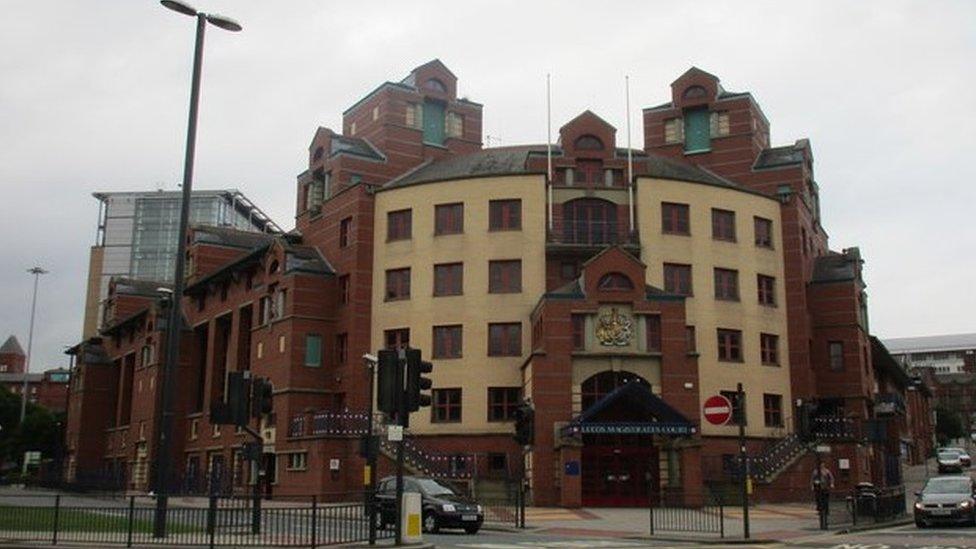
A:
[546,73,553,231]
[626,75,634,233]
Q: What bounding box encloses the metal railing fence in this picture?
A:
[648,490,725,538]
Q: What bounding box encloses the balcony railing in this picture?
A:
[874,393,906,417]
[549,220,637,247]
[288,411,370,438]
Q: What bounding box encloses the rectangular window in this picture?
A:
[487,387,520,422]
[405,102,422,129]
[385,268,410,301]
[663,263,693,296]
[829,341,844,371]
[664,118,684,144]
[646,315,662,352]
[717,329,743,362]
[754,217,773,248]
[572,314,587,351]
[683,108,710,152]
[686,326,697,353]
[339,217,352,248]
[446,112,464,138]
[709,111,730,137]
[757,275,776,306]
[339,275,350,305]
[384,328,410,350]
[432,325,463,359]
[335,333,348,365]
[720,390,746,426]
[661,202,690,235]
[714,268,740,301]
[489,199,521,231]
[432,388,462,423]
[304,334,322,367]
[287,452,308,471]
[763,394,783,427]
[489,260,522,293]
[435,203,464,235]
[760,333,779,365]
[488,322,522,357]
[387,209,412,241]
[433,262,463,296]
[711,209,736,241]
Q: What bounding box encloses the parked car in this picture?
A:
[947,448,972,468]
[914,476,976,527]
[938,450,965,474]
[374,476,484,534]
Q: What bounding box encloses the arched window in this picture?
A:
[581,371,650,411]
[683,85,707,100]
[574,134,604,151]
[598,272,634,291]
[425,78,447,93]
[562,198,618,245]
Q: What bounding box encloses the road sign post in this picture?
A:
[703,394,733,426]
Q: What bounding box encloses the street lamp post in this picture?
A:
[19,267,48,425]
[153,1,241,538]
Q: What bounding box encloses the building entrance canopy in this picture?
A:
[561,381,696,437]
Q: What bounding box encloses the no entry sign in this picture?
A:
[703,394,733,426]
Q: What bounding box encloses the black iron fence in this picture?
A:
[826,484,906,528]
[0,493,392,547]
[648,490,725,538]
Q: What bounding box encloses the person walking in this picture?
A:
[811,462,835,527]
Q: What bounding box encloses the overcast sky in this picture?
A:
[1,1,974,371]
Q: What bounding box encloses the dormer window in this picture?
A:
[683,85,707,100]
[574,134,604,151]
[425,78,447,93]
[598,272,634,291]
[312,146,324,162]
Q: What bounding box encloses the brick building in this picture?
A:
[65,61,930,506]
[0,336,69,413]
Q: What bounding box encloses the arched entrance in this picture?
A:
[579,371,658,507]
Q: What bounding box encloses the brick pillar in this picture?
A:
[559,445,582,507]
[680,443,703,507]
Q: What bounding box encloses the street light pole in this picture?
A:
[19,267,48,425]
[153,1,241,538]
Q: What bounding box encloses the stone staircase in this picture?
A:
[751,433,814,484]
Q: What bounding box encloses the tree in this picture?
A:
[935,405,965,446]
[0,385,64,473]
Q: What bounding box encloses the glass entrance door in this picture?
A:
[582,443,658,506]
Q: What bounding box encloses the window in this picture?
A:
[339,217,352,248]
[754,217,773,248]
[387,209,412,241]
[597,272,634,291]
[714,268,740,301]
[683,108,710,152]
[190,419,199,440]
[140,344,154,367]
[757,275,776,306]
[385,268,410,301]
[304,334,322,367]
[711,209,736,241]
[287,452,308,471]
[717,329,743,362]
[339,275,350,305]
[560,261,579,282]
[350,121,356,135]
[405,102,422,129]
[426,78,447,92]
[384,328,409,350]
[435,203,464,235]
[709,111,730,137]
[574,134,604,150]
[661,202,690,235]
[829,341,844,371]
[335,333,348,365]
[664,118,684,144]
[760,333,779,365]
[278,335,286,353]
[432,325,463,359]
[446,112,464,138]
[663,263,693,296]
[488,323,522,357]
[256,342,264,359]
[646,315,662,352]
[433,263,463,296]
[487,387,520,421]
[572,314,587,351]
[686,326,697,353]
[422,100,445,145]
[763,394,783,427]
[720,390,745,426]
[489,260,522,293]
[372,106,379,121]
[432,389,462,423]
[489,199,521,231]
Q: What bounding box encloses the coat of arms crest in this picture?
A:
[595,308,633,347]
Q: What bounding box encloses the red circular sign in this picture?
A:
[703,395,733,425]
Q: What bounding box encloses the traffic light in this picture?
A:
[513,401,534,446]
[405,348,433,412]
[251,377,274,418]
[377,349,402,416]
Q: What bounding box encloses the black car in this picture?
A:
[374,476,484,534]
[914,476,976,527]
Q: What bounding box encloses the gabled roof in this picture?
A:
[574,382,692,425]
[330,135,386,161]
[673,66,720,84]
[559,110,616,133]
[754,142,807,170]
[0,336,24,356]
[111,278,171,298]
[382,146,546,190]
[192,225,276,250]
[406,58,457,80]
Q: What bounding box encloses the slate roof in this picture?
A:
[330,135,385,161]
[754,144,805,169]
[871,336,912,388]
[811,249,862,283]
[185,237,333,295]
[111,278,171,298]
[0,372,43,383]
[0,336,24,356]
[192,225,276,250]
[882,333,976,354]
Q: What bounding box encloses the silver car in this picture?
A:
[938,450,964,474]
[915,476,976,527]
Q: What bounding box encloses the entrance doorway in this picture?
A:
[582,436,659,507]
